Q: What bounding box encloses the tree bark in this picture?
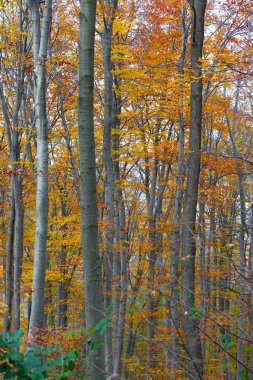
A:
[228,84,247,380]
[28,0,52,337]
[0,54,24,333]
[57,194,68,328]
[169,6,188,373]
[181,0,206,378]
[101,1,118,372]
[78,0,105,378]
[3,192,15,334]
[112,97,128,378]
[113,185,128,378]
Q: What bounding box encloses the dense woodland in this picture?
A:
[0,0,253,379]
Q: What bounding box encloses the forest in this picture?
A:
[0,0,253,379]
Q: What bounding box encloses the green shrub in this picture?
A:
[0,329,78,379]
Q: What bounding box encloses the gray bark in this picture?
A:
[57,194,68,328]
[146,142,159,369]
[198,202,206,360]
[124,257,144,379]
[112,98,128,378]
[181,0,206,378]
[248,206,253,374]
[56,72,80,200]
[227,84,247,380]
[12,179,24,332]
[3,193,15,334]
[78,0,105,378]
[113,186,128,378]
[28,0,52,336]
[0,58,24,333]
[169,6,188,373]
[101,1,118,372]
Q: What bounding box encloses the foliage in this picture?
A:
[0,329,78,380]
[0,0,253,378]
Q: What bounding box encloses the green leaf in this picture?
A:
[65,360,75,371]
[89,340,104,351]
[99,325,107,336]
[13,329,24,341]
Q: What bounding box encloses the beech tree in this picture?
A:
[78,0,105,378]
[0,1,29,333]
[181,0,207,378]
[28,0,52,337]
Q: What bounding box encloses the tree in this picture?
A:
[78,0,105,378]
[28,0,52,338]
[101,0,118,373]
[0,1,28,332]
[181,0,207,378]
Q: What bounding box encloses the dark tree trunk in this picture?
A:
[78,0,105,377]
[181,0,206,378]
[101,1,118,372]
[169,6,189,373]
[4,193,15,334]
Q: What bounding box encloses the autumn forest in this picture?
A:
[0,0,253,379]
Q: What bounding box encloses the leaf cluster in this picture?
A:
[0,329,78,380]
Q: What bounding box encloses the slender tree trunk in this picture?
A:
[198,201,206,361]
[181,1,206,378]
[169,7,188,373]
[112,104,128,376]
[12,20,25,330]
[101,1,118,372]
[248,206,253,374]
[147,157,159,370]
[169,75,185,377]
[12,178,24,332]
[124,252,145,379]
[57,196,68,328]
[0,60,24,333]
[28,0,52,337]
[4,192,15,334]
[228,84,247,380]
[78,0,105,378]
[113,186,128,378]
[236,175,247,380]
[56,72,80,200]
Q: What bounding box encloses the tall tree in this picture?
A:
[181,0,206,378]
[0,1,26,332]
[78,0,105,378]
[101,0,118,372]
[28,0,52,337]
[169,5,189,373]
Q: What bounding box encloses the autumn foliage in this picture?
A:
[0,0,253,379]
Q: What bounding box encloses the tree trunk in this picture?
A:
[57,195,68,328]
[101,1,118,372]
[248,206,253,374]
[169,6,188,373]
[12,178,24,332]
[113,186,128,378]
[28,0,52,337]
[147,156,158,370]
[112,107,128,377]
[0,47,24,333]
[228,84,247,380]
[4,192,15,334]
[198,202,206,361]
[78,0,105,378]
[181,0,206,378]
